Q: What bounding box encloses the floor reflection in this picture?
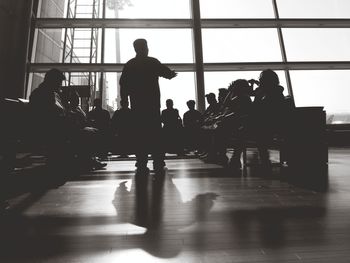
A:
[112,170,218,258]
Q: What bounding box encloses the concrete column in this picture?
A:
[0,0,33,99]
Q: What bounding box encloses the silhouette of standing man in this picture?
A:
[120,38,177,173]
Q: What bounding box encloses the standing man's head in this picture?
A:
[44,68,65,91]
[133,38,149,57]
[166,99,173,109]
[186,100,195,110]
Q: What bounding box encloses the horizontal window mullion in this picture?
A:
[29,62,350,73]
[203,62,350,71]
[201,19,350,28]
[35,18,193,28]
[28,63,196,72]
[35,18,350,29]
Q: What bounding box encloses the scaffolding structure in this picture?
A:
[62,0,101,106]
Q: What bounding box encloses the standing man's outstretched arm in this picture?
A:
[156,60,177,79]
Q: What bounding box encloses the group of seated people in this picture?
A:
[26,68,287,173]
[155,69,286,170]
[29,69,108,172]
[198,69,286,170]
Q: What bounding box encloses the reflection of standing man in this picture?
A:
[120,38,177,173]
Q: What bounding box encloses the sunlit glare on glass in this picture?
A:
[291,70,350,114]
[105,0,190,18]
[277,0,350,18]
[200,0,274,18]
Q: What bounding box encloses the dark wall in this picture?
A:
[0,0,33,99]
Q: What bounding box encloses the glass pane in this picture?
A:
[39,0,102,18]
[200,0,274,18]
[39,0,67,18]
[105,0,190,19]
[67,72,103,112]
[105,72,121,111]
[277,0,350,18]
[202,29,282,63]
[27,73,45,96]
[32,29,65,63]
[291,70,350,124]
[105,72,196,117]
[32,28,102,63]
[204,71,288,106]
[73,0,102,18]
[68,72,96,86]
[283,29,350,61]
[104,29,193,63]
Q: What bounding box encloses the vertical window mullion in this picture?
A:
[99,0,106,100]
[191,0,205,113]
[272,0,294,103]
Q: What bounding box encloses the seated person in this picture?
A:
[218,88,229,106]
[183,100,203,152]
[87,98,111,157]
[202,92,220,125]
[67,91,107,170]
[161,99,183,155]
[0,96,16,175]
[87,98,110,132]
[29,69,106,172]
[250,69,286,170]
[111,99,134,158]
[200,80,253,167]
[29,69,70,170]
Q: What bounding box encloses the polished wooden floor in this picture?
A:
[1,148,350,262]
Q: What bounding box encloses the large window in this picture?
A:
[28,0,350,123]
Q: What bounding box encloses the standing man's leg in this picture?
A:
[136,152,148,169]
[134,112,149,172]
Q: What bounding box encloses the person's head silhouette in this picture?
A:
[166,99,173,109]
[205,93,216,105]
[93,98,102,109]
[231,79,250,96]
[44,68,65,91]
[186,100,195,110]
[133,38,149,57]
[218,88,228,103]
[259,69,279,89]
